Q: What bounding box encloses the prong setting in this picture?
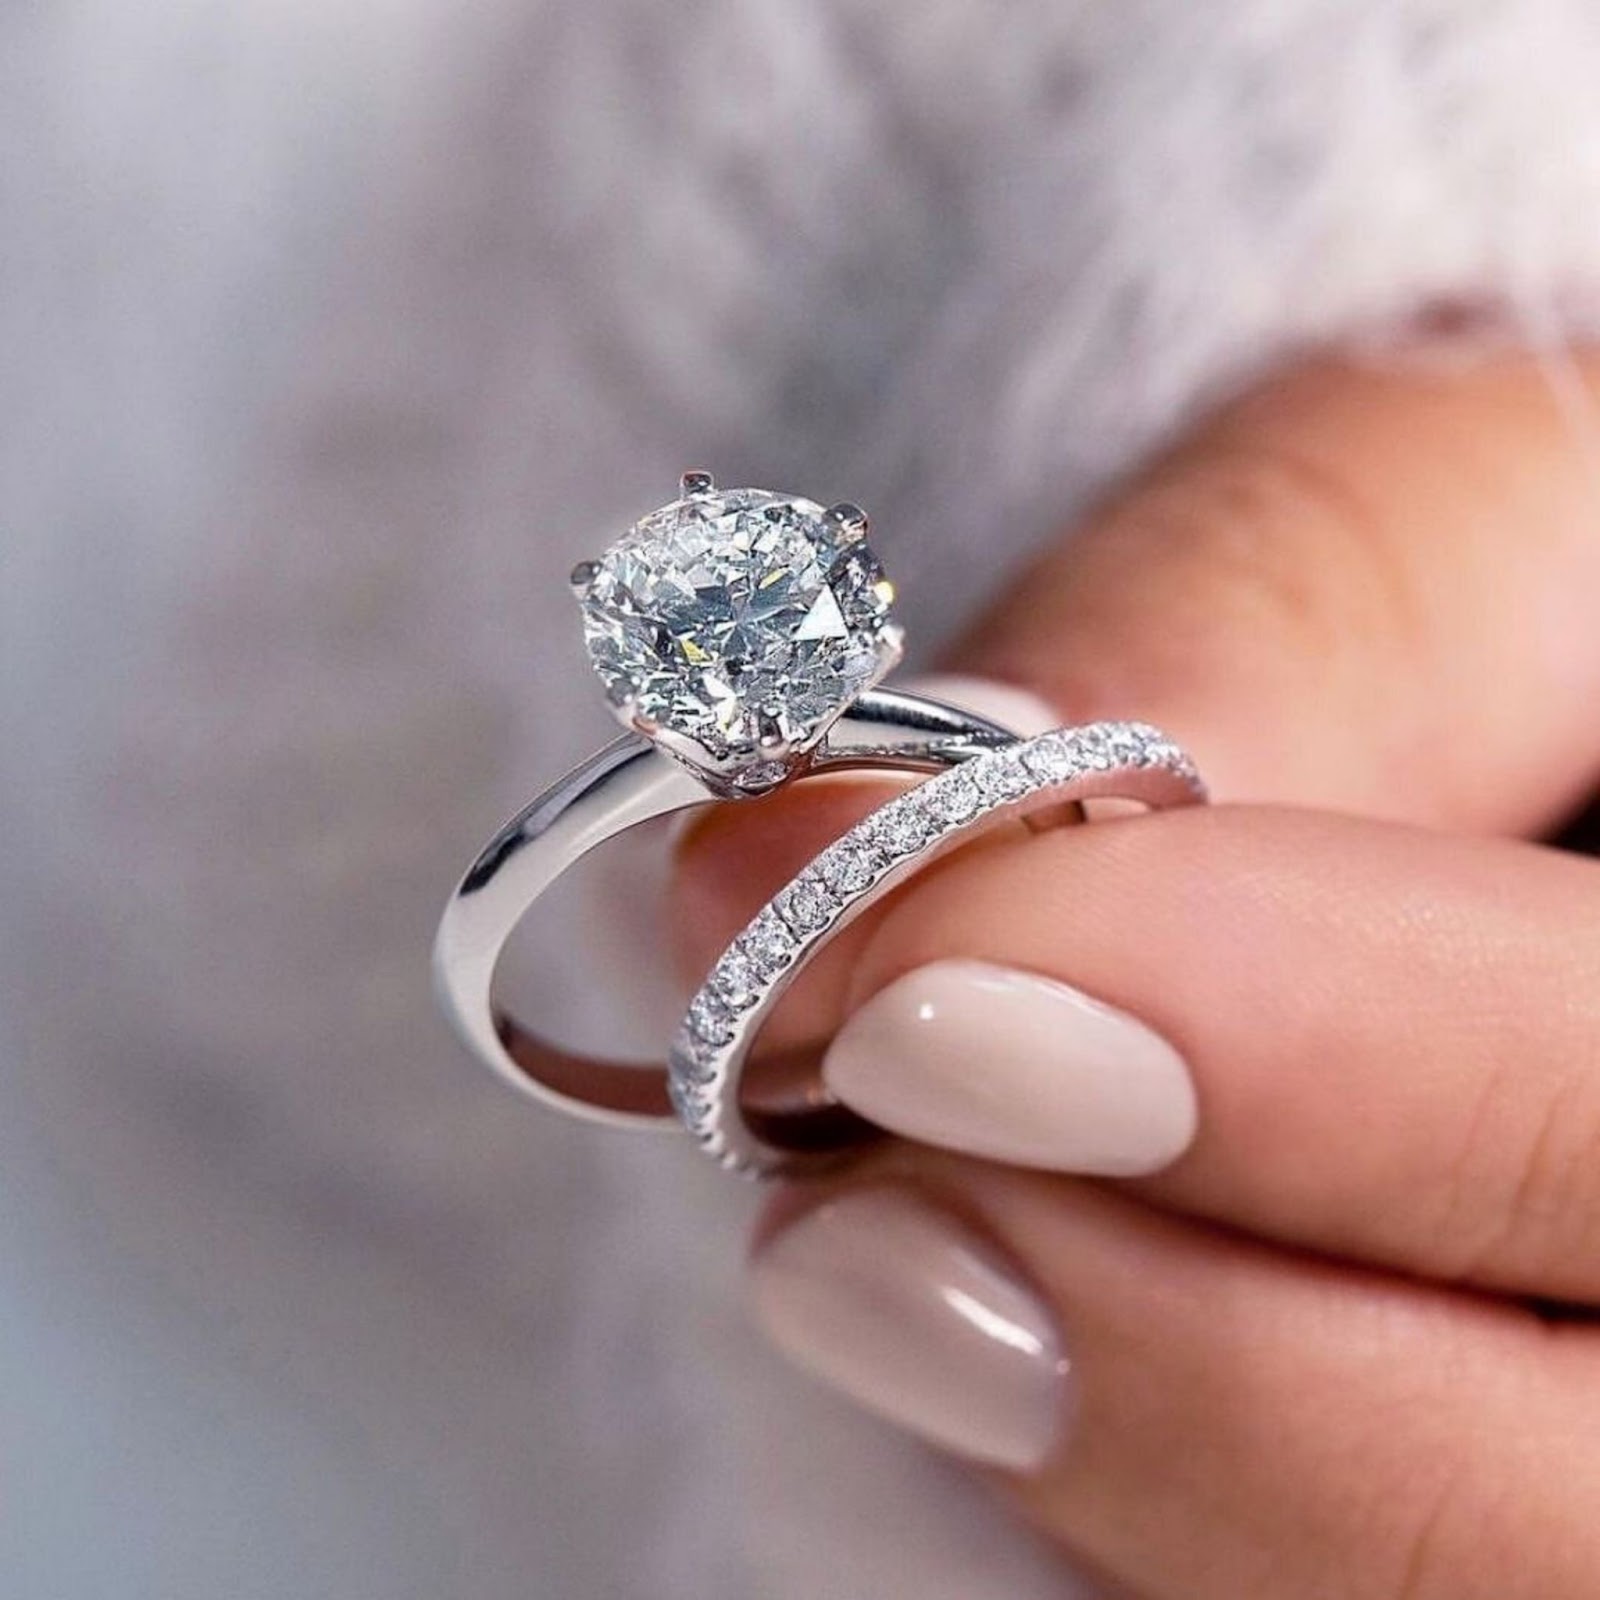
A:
[827,501,870,540]
[878,620,907,671]
[575,480,900,793]
[756,712,790,756]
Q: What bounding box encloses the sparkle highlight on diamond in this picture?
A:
[576,477,898,782]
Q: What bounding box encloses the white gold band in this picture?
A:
[669,721,1207,1177]
[431,688,1029,1128]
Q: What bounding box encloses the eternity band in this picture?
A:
[670,721,1206,1177]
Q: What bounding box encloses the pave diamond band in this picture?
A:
[669,722,1207,1177]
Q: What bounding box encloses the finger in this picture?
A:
[749,1150,1600,1600]
[822,803,1600,1301]
[951,351,1600,833]
[672,674,1062,1046]
[675,351,1600,995]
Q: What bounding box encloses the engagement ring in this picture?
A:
[432,472,1206,1174]
[432,473,1031,1131]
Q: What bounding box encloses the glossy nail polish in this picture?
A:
[750,1186,1069,1471]
[825,960,1196,1175]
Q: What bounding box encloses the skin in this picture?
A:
[672,349,1600,1599]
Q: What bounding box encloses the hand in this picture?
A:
[673,352,1600,1598]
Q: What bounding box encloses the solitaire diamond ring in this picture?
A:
[432,473,1038,1130]
[433,472,1207,1170]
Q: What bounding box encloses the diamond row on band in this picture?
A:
[667,720,1205,1175]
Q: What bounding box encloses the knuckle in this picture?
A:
[1430,1065,1600,1290]
[1104,432,1424,666]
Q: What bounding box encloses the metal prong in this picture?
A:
[879,621,907,666]
[827,501,869,539]
[680,470,715,497]
[756,713,790,756]
[569,560,600,595]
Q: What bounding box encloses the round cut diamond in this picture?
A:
[1022,734,1079,783]
[926,766,982,823]
[820,840,879,894]
[579,486,896,766]
[688,990,734,1046]
[741,909,796,976]
[778,876,835,934]
[870,798,934,857]
[670,1029,717,1087]
[711,947,760,1010]
[974,753,1029,803]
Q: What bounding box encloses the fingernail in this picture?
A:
[825,960,1196,1176]
[750,1186,1069,1470]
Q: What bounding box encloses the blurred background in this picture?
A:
[3,3,1599,1596]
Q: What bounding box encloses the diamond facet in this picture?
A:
[578,485,897,774]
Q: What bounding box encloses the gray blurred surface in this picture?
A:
[3,2,1599,1595]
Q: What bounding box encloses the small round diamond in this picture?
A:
[1022,733,1079,783]
[778,876,835,933]
[668,1071,713,1128]
[688,991,734,1045]
[820,841,879,894]
[742,910,795,976]
[670,1028,717,1086]
[1075,728,1113,769]
[732,760,789,792]
[974,753,1029,803]
[577,485,896,769]
[870,798,933,857]
[711,947,760,1010]
[1104,727,1146,767]
[926,766,982,823]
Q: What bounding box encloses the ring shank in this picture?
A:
[432,689,1026,1129]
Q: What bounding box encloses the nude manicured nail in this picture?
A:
[825,960,1197,1176]
[750,1187,1069,1470]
